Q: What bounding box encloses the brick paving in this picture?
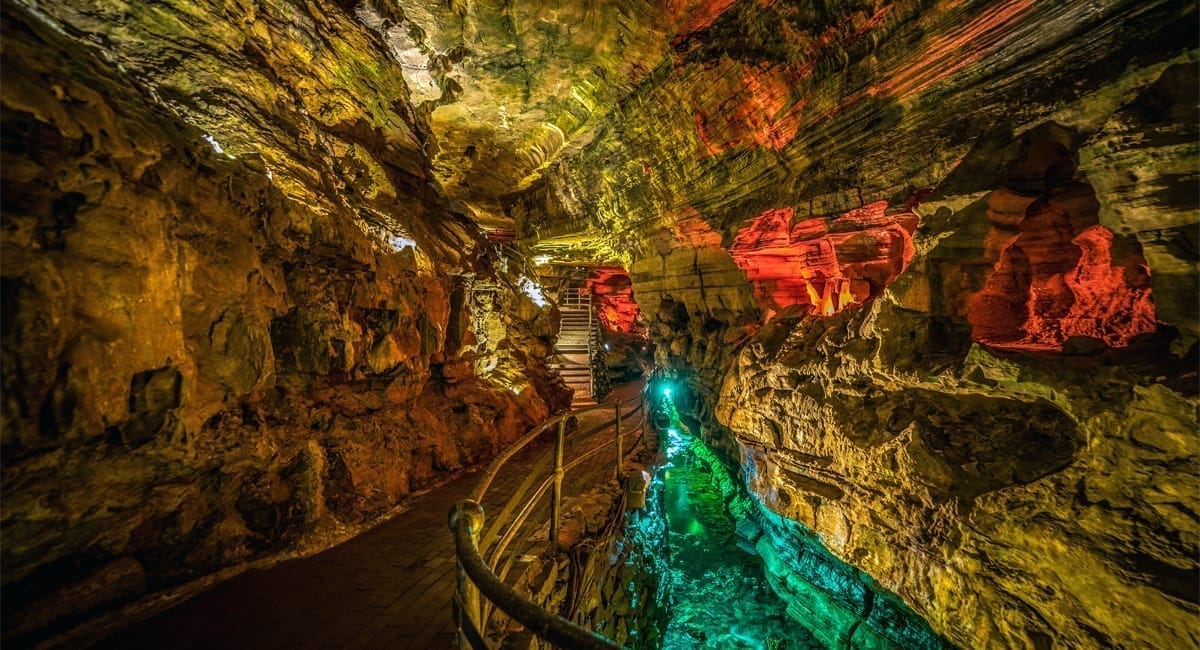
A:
[96,381,647,650]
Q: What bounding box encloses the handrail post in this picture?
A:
[449,501,485,649]
[641,395,647,440]
[587,302,595,400]
[550,418,565,545]
[614,402,623,479]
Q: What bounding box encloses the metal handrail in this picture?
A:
[485,403,645,566]
[484,403,645,587]
[449,392,647,649]
[587,303,595,399]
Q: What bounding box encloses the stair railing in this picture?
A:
[587,302,595,399]
[449,391,648,650]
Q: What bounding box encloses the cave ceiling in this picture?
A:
[18,0,1195,294]
[362,0,677,236]
[367,0,1197,281]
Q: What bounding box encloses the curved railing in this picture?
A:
[449,392,648,649]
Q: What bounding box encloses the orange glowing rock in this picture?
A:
[870,0,1038,101]
[587,267,643,334]
[691,62,804,155]
[673,206,724,247]
[728,201,918,316]
[820,282,836,317]
[838,278,855,307]
[969,185,1157,351]
[669,0,740,43]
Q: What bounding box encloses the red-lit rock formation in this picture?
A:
[728,202,916,317]
[587,267,643,335]
[970,183,1158,350]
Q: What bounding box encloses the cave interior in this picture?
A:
[1,0,1198,648]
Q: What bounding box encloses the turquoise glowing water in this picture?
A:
[658,427,821,649]
[634,387,946,650]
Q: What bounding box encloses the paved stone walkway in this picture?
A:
[96,382,647,650]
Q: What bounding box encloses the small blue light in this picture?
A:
[667,428,679,436]
[663,387,672,398]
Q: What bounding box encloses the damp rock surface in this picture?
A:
[0,4,567,643]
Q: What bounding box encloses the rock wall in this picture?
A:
[718,310,1196,648]
[0,3,567,644]
[527,0,1199,647]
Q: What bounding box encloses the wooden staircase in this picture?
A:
[550,286,597,407]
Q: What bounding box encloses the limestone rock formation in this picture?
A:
[528,0,1198,647]
[2,0,1196,646]
[1,3,567,643]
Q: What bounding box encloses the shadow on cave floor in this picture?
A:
[89,382,647,650]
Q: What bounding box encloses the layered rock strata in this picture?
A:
[0,3,566,643]
[527,0,1198,647]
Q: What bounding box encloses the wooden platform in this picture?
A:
[95,382,646,650]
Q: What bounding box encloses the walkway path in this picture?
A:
[96,381,647,650]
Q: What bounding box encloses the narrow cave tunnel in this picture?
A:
[2,1,1198,649]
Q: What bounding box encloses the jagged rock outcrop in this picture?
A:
[526,0,1198,647]
[0,3,567,644]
